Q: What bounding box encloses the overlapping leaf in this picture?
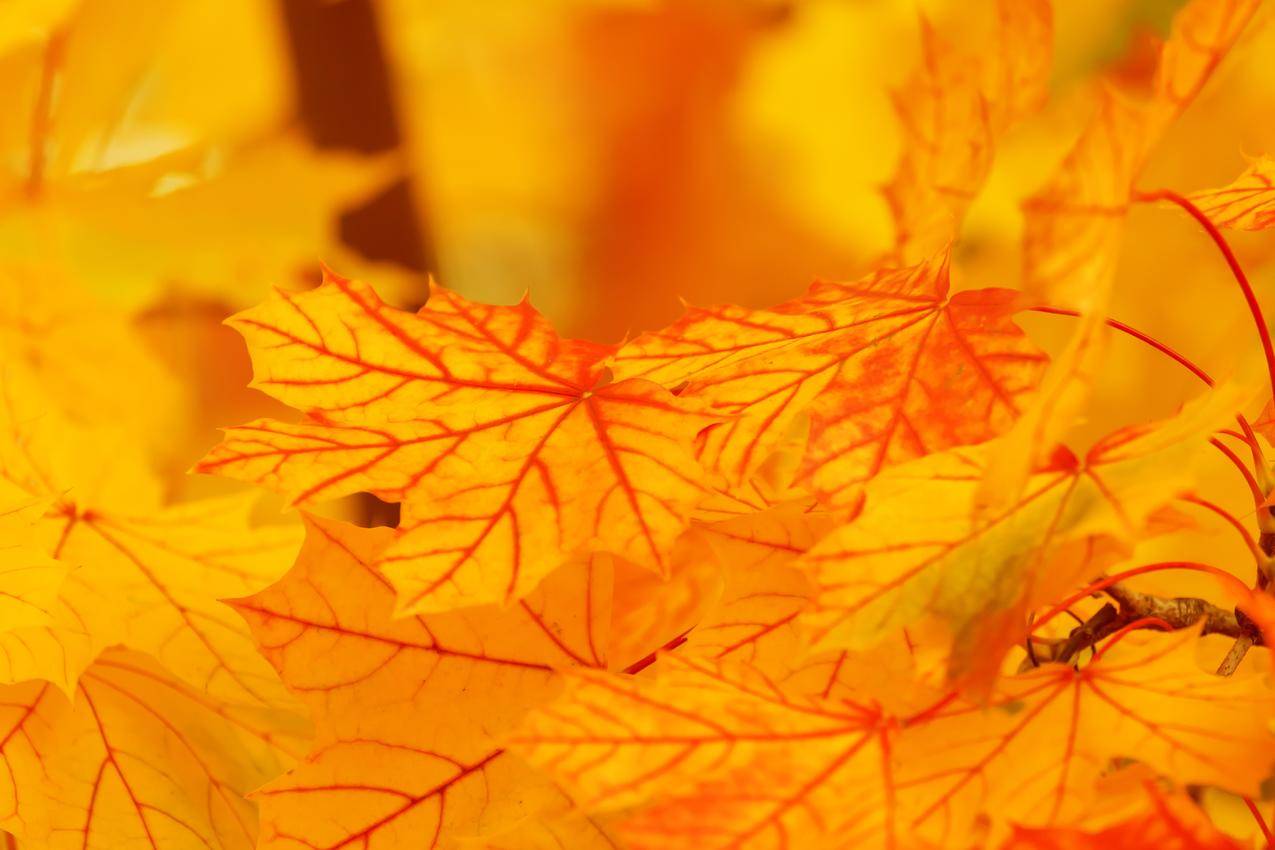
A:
[679,502,830,673]
[612,253,1048,506]
[0,649,304,850]
[1022,0,1260,309]
[1187,155,1275,231]
[234,515,613,850]
[509,634,1262,850]
[797,386,1244,686]
[884,0,1051,261]
[1021,89,1147,310]
[198,272,715,614]
[900,628,1275,846]
[0,372,300,699]
[512,652,929,850]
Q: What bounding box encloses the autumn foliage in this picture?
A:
[7,1,1275,849]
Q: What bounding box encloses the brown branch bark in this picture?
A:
[1217,635,1255,676]
[1101,584,1244,637]
[1025,583,1257,671]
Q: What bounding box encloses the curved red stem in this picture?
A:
[1181,494,1262,562]
[1028,305,1214,387]
[1245,797,1275,849]
[1034,304,1266,496]
[1135,189,1275,403]
[1211,437,1265,507]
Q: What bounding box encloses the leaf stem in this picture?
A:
[1030,304,1266,480]
[1210,437,1265,507]
[1134,189,1275,404]
[1179,494,1262,563]
[1027,305,1214,387]
[1244,797,1275,849]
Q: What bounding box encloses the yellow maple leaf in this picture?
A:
[901,627,1275,845]
[0,371,300,701]
[0,648,305,850]
[0,494,65,635]
[0,267,187,453]
[232,514,613,850]
[0,0,394,310]
[797,385,1248,687]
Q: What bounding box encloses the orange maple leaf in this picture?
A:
[613,253,1048,506]
[512,651,940,850]
[1022,0,1260,309]
[198,271,716,614]
[677,501,830,673]
[884,0,1052,261]
[1002,786,1247,850]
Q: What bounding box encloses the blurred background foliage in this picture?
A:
[2,0,1275,590]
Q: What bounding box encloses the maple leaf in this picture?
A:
[0,372,300,701]
[1021,89,1147,311]
[197,272,715,614]
[677,501,830,673]
[796,386,1246,686]
[511,651,932,850]
[900,627,1275,845]
[6,2,1275,847]
[0,648,305,850]
[232,514,613,850]
[1185,155,1275,231]
[612,253,1048,506]
[605,490,831,675]
[884,0,1052,261]
[1022,0,1259,309]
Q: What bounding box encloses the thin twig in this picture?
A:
[1219,636,1256,676]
